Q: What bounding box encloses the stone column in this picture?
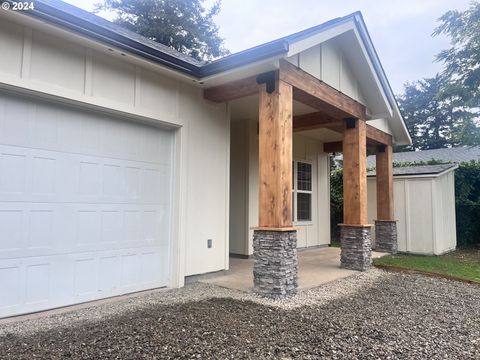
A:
[375,145,397,253]
[253,76,297,298]
[340,118,372,271]
[375,220,398,253]
[340,225,372,271]
[253,230,298,299]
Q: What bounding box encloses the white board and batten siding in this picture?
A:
[229,117,331,256]
[287,38,394,136]
[367,171,457,255]
[0,14,229,316]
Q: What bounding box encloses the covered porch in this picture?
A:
[205,59,397,299]
[200,247,388,292]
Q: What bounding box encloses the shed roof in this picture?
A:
[367,146,480,168]
[367,163,458,178]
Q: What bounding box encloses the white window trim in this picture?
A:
[292,160,314,225]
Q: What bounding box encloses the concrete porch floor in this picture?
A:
[200,247,387,292]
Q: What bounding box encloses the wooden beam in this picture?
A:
[293,111,343,133]
[323,141,343,153]
[258,79,293,228]
[204,74,263,102]
[376,145,394,220]
[342,118,368,225]
[367,125,393,146]
[278,60,366,120]
[322,124,393,153]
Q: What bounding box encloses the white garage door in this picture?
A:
[0,92,174,317]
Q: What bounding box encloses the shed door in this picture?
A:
[0,92,173,317]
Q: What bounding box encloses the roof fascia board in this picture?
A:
[353,13,412,144]
[350,26,393,118]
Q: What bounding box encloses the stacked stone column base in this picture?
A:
[374,220,398,253]
[340,226,372,271]
[253,230,298,299]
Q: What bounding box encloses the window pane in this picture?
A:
[297,193,311,221]
[297,162,312,191]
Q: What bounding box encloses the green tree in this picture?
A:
[95,0,229,61]
[434,1,480,105]
[396,75,478,151]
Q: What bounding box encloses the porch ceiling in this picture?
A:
[230,95,317,121]
[230,95,344,144]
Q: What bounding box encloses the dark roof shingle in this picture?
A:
[367,146,480,168]
[367,163,458,177]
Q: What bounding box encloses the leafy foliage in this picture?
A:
[95,0,229,61]
[396,75,479,151]
[396,1,480,152]
[434,1,480,104]
[455,161,480,247]
[330,168,343,241]
[392,159,450,168]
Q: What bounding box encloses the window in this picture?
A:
[292,161,312,222]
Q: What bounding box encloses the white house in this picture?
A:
[0,0,411,317]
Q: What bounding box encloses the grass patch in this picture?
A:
[373,249,480,283]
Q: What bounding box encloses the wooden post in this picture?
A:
[342,118,368,225]
[258,78,293,228]
[376,145,394,220]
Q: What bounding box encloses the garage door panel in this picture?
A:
[0,145,171,205]
[0,92,173,318]
[0,93,173,165]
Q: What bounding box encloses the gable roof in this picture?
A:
[367,163,458,178]
[22,0,410,144]
[367,146,480,167]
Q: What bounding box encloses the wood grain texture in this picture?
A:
[376,145,394,220]
[293,111,343,133]
[342,118,368,225]
[258,79,293,228]
[204,74,263,102]
[367,125,393,146]
[279,60,366,120]
[323,141,343,153]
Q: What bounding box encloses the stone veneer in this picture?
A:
[340,226,372,271]
[375,220,398,254]
[252,230,298,299]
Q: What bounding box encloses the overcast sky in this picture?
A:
[64,0,471,94]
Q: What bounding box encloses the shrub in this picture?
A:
[454,160,480,247]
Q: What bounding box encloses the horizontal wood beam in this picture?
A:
[366,125,393,146]
[204,74,264,102]
[293,111,343,133]
[279,59,366,120]
[323,141,343,153]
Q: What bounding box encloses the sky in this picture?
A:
[64,0,472,94]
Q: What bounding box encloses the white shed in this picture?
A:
[367,164,458,255]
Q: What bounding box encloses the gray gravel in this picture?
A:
[1,270,479,359]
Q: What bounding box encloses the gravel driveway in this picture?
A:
[1,270,479,359]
